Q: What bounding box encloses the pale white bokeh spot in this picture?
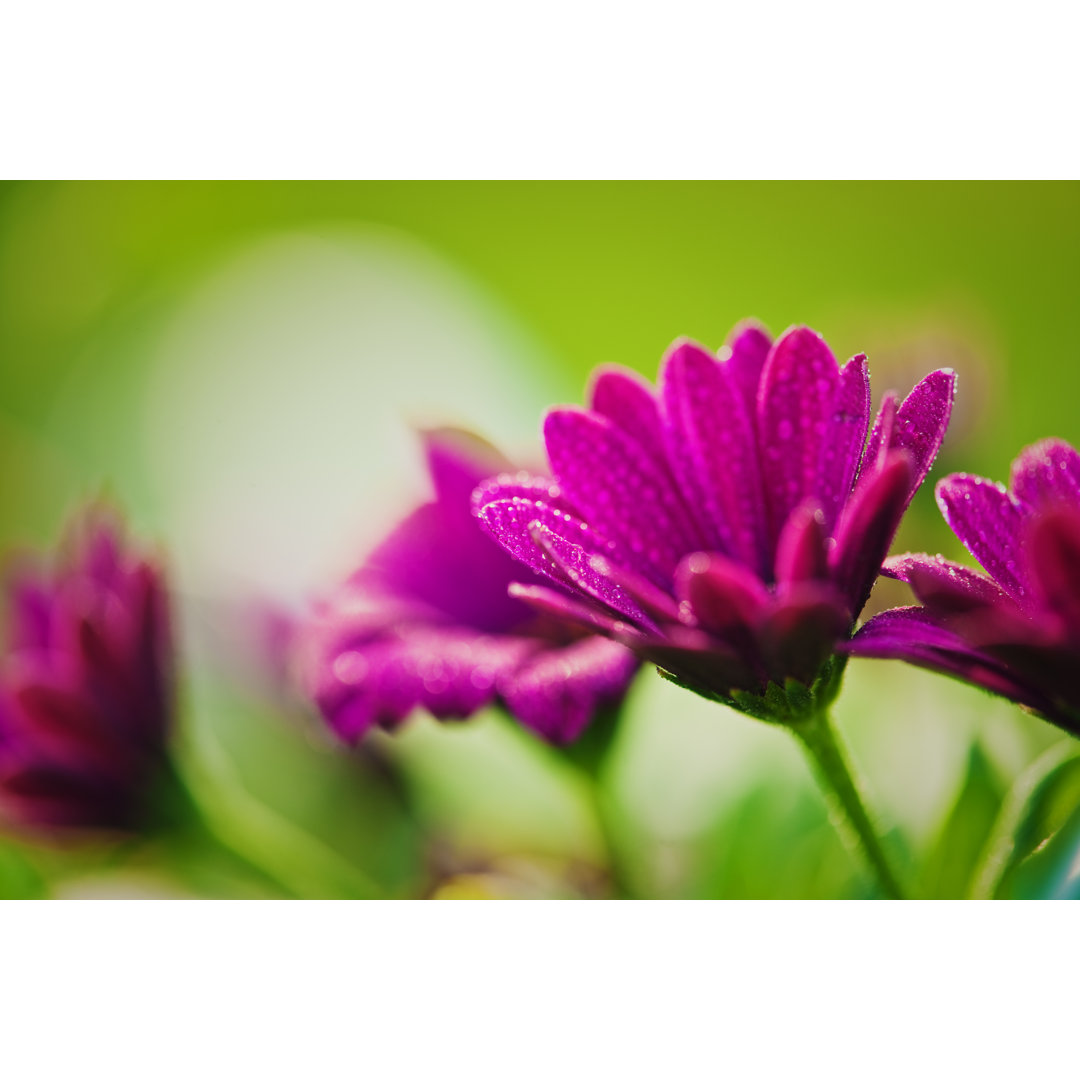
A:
[140,226,562,604]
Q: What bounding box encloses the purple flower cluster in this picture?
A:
[474,323,955,713]
[297,429,638,745]
[0,510,173,833]
[850,438,1080,734]
[5,312,1079,852]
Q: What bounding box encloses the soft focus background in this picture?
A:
[1,181,1078,899]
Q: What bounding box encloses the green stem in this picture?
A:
[791,710,906,900]
[562,704,634,898]
[585,778,633,899]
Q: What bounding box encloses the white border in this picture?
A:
[2,3,1077,178]
[1,902,1075,1077]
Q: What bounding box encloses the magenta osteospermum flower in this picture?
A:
[849,438,1080,735]
[0,508,173,833]
[474,323,956,718]
[298,428,639,745]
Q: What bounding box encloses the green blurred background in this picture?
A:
[1,181,1078,898]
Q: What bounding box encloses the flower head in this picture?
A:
[474,322,955,717]
[0,508,173,833]
[849,438,1080,734]
[297,428,639,744]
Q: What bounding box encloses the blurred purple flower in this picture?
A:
[0,508,173,832]
[849,438,1080,735]
[474,323,955,713]
[298,429,639,745]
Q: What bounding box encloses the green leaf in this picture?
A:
[919,743,1004,899]
[971,741,1080,899]
[1008,799,1080,899]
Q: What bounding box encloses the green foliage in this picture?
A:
[919,744,1005,899]
[971,742,1080,899]
[686,775,862,899]
[0,840,46,899]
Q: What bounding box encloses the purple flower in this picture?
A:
[474,323,955,715]
[297,428,639,745]
[849,438,1080,734]
[0,508,173,833]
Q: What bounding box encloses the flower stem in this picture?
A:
[562,704,635,898]
[791,710,906,900]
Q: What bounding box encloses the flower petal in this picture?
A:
[423,427,514,510]
[1009,438,1080,511]
[471,471,578,518]
[935,474,1028,601]
[543,407,701,581]
[661,341,768,572]
[757,326,840,544]
[507,582,628,636]
[817,355,871,532]
[775,500,828,587]
[883,553,1010,612]
[475,496,622,591]
[847,607,1058,716]
[865,369,956,500]
[318,629,532,742]
[589,365,666,459]
[829,450,913,616]
[724,320,773,425]
[364,500,531,633]
[499,637,639,745]
[1025,506,1080,636]
[759,582,850,685]
[526,521,654,627]
[673,552,769,676]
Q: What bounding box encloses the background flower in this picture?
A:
[849,438,1080,734]
[297,428,639,745]
[0,508,173,833]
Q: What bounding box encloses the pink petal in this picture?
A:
[1009,438,1080,511]
[661,340,768,572]
[935,474,1028,601]
[817,355,871,531]
[543,407,702,582]
[757,326,840,545]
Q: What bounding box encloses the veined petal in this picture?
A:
[475,497,622,591]
[586,554,682,624]
[936,474,1028,601]
[829,450,913,616]
[673,551,769,670]
[1010,438,1080,511]
[544,407,702,581]
[661,340,767,571]
[865,369,956,500]
[507,582,629,636]
[817,355,871,532]
[775,500,828,587]
[319,630,532,742]
[499,637,639,745]
[589,365,666,459]
[527,522,654,627]
[471,471,578,518]
[757,326,840,545]
[723,321,773,426]
[883,553,1010,612]
[862,392,899,479]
